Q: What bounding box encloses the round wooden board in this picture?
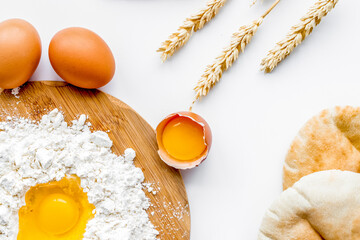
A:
[0,81,190,240]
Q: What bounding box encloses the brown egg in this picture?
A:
[49,27,115,89]
[0,19,41,89]
[156,111,212,170]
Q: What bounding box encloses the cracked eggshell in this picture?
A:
[156,111,212,170]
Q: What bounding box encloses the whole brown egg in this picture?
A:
[0,19,41,89]
[49,27,115,89]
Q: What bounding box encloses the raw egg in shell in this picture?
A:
[0,18,41,89]
[17,175,95,239]
[49,27,115,89]
[156,112,212,169]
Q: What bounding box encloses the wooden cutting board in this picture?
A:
[0,81,190,240]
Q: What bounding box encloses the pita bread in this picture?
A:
[259,170,360,240]
[284,106,360,190]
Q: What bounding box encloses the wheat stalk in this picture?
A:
[261,0,339,73]
[158,0,227,62]
[190,0,280,110]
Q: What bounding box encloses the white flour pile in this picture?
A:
[0,109,158,240]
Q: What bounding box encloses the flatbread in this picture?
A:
[259,170,360,240]
[284,106,360,189]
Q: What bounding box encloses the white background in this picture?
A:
[0,0,358,239]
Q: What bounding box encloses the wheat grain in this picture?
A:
[191,18,263,108]
[158,0,227,62]
[251,0,259,6]
[261,0,339,73]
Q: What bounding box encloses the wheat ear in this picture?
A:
[191,18,263,109]
[261,0,339,73]
[190,0,280,110]
[158,0,227,62]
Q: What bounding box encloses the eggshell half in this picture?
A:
[0,19,41,89]
[156,111,212,170]
[49,27,115,89]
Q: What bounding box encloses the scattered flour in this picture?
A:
[11,87,20,99]
[0,109,158,240]
[143,182,159,195]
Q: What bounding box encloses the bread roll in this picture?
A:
[284,106,360,189]
[259,170,360,240]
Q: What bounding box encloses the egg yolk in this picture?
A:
[36,193,80,235]
[18,175,95,240]
[162,117,206,161]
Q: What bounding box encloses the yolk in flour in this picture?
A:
[36,193,80,235]
[162,117,206,161]
[17,175,95,240]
